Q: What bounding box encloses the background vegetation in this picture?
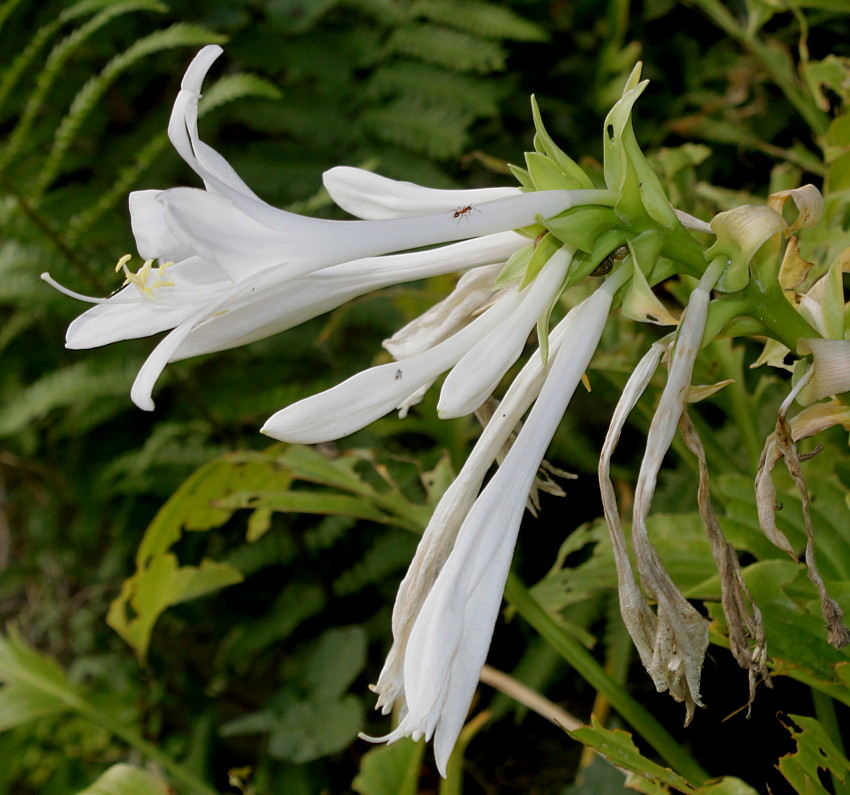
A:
[0,0,849,792]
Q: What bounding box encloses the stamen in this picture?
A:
[114,253,132,273]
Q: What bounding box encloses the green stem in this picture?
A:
[742,281,820,351]
[79,706,219,795]
[504,573,709,784]
[713,339,763,474]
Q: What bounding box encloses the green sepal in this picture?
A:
[508,163,535,190]
[524,151,579,191]
[495,243,533,287]
[530,94,593,189]
[535,269,570,364]
[514,222,548,239]
[604,63,681,230]
[603,66,647,197]
[519,233,562,290]
[542,205,620,253]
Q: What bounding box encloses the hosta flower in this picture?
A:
[357,268,628,773]
[45,45,611,411]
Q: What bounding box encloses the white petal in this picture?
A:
[163,185,606,284]
[130,306,211,410]
[261,288,525,443]
[129,190,195,262]
[384,263,504,360]
[173,232,524,361]
[323,166,521,220]
[64,257,231,349]
[371,292,598,715]
[401,279,618,774]
[437,247,571,417]
[167,45,261,204]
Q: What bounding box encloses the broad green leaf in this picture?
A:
[217,490,410,529]
[567,717,760,794]
[567,716,701,794]
[108,554,243,660]
[352,738,426,795]
[777,714,850,795]
[75,764,170,795]
[0,627,85,717]
[0,685,68,732]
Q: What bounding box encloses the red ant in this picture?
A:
[452,204,479,222]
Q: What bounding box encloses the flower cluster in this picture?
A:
[47,46,850,774]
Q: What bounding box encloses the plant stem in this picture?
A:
[713,339,763,473]
[504,573,709,785]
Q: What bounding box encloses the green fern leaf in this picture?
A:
[0,0,162,115]
[367,61,503,117]
[0,0,25,35]
[36,23,226,196]
[359,100,473,158]
[0,359,139,437]
[410,0,548,42]
[385,23,507,73]
[0,0,168,173]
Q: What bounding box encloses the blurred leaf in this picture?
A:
[352,738,426,795]
[75,764,170,795]
[0,628,83,731]
[303,626,367,701]
[108,553,243,660]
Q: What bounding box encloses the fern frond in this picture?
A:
[367,61,503,117]
[36,24,226,196]
[410,0,548,42]
[0,0,24,35]
[385,23,507,73]
[360,99,473,158]
[66,73,281,242]
[340,0,405,24]
[0,0,167,174]
[0,359,139,437]
[0,0,160,115]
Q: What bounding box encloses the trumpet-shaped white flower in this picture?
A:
[45,45,612,411]
[360,267,627,774]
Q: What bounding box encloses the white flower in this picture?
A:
[360,267,628,774]
[45,45,611,411]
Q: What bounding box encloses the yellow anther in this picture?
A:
[113,256,173,299]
